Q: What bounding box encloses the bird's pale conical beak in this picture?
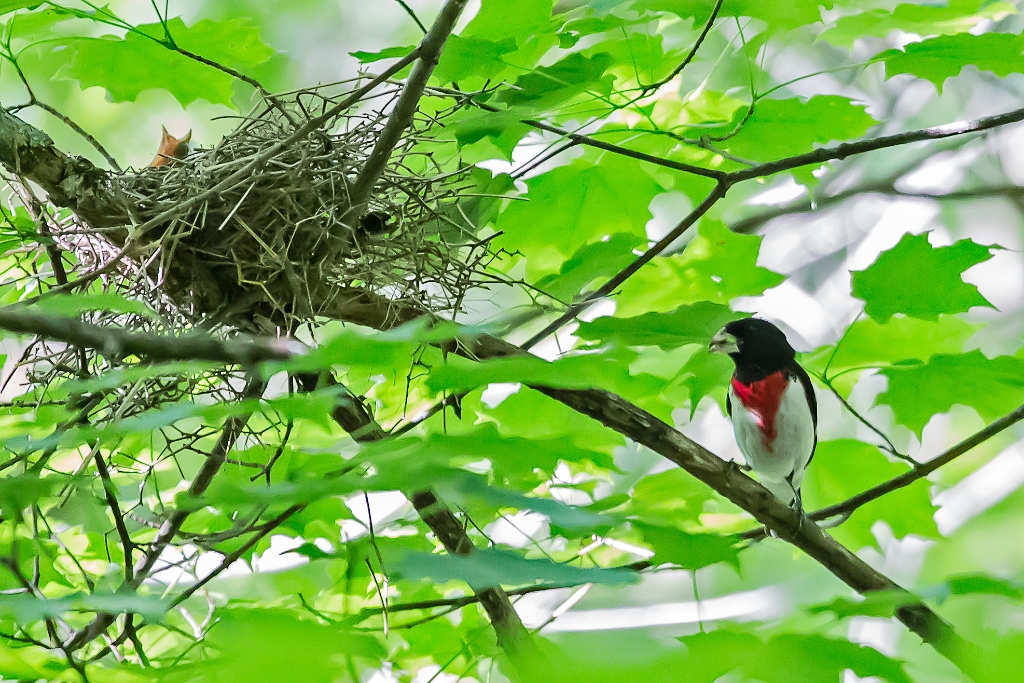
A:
[709,329,738,355]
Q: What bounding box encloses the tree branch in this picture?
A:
[93,452,135,584]
[730,181,1024,235]
[730,106,1024,183]
[0,106,129,230]
[410,490,534,656]
[322,374,536,658]
[531,384,979,676]
[393,0,428,33]
[346,0,470,216]
[169,503,304,607]
[0,305,303,365]
[811,402,1024,523]
[522,181,726,349]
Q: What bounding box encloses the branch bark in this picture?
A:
[0,305,303,364]
[811,402,1024,522]
[410,490,534,656]
[346,0,470,214]
[0,106,129,230]
[532,384,978,674]
[324,376,536,658]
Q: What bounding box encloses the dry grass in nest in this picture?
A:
[112,79,503,334]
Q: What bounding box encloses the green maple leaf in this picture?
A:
[535,233,646,302]
[426,348,666,413]
[576,302,744,350]
[820,1,1017,49]
[500,52,616,109]
[349,45,415,63]
[877,351,1024,436]
[59,17,274,107]
[803,315,979,376]
[390,547,638,588]
[675,348,735,416]
[617,219,784,315]
[723,96,878,163]
[746,634,911,683]
[462,0,553,42]
[627,467,715,526]
[495,156,662,277]
[434,35,517,84]
[583,32,675,85]
[852,232,995,322]
[0,1,42,17]
[879,32,1024,93]
[803,440,938,549]
[633,0,830,34]
[633,521,740,571]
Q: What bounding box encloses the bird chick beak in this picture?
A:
[709,328,739,355]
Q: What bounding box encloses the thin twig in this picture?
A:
[820,378,911,462]
[812,402,1024,522]
[94,452,136,583]
[522,181,727,349]
[393,0,428,33]
[639,0,725,94]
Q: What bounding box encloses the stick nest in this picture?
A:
[111,81,498,333]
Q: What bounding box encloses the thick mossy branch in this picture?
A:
[0,107,128,229]
[0,305,300,363]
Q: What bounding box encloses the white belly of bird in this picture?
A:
[730,377,815,504]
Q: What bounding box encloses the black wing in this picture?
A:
[725,391,732,418]
[788,360,818,466]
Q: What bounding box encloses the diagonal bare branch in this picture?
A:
[346,0,470,217]
[812,402,1024,523]
[522,181,726,349]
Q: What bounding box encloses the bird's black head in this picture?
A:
[709,317,796,383]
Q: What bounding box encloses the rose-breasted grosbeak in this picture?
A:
[709,318,817,508]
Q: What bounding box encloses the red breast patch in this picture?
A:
[731,371,789,451]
